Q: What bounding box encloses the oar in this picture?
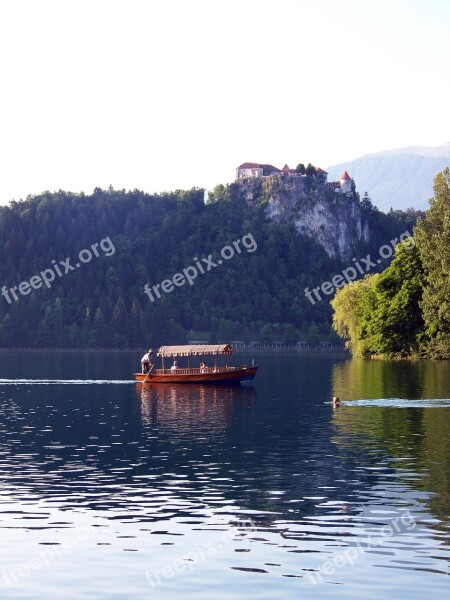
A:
[143,363,154,383]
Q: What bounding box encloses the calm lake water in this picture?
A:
[0,351,449,599]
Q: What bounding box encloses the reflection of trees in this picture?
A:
[419,410,450,519]
[331,360,450,524]
[332,358,429,400]
[333,358,450,401]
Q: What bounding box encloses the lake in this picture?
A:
[0,351,449,599]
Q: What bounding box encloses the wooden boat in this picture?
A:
[134,344,258,384]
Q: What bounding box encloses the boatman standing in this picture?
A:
[141,349,154,374]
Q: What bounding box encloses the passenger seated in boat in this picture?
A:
[170,361,179,372]
[200,361,207,373]
[141,349,154,374]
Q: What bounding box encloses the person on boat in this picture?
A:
[170,361,179,372]
[200,361,207,373]
[141,349,154,374]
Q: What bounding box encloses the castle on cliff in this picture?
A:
[236,162,353,195]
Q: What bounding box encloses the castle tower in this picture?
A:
[339,170,352,194]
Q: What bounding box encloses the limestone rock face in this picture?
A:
[234,176,370,260]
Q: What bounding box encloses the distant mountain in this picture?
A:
[326,143,450,211]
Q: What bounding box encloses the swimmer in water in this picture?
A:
[332,396,341,407]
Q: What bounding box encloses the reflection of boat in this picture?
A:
[137,382,256,434]
[134,344,258,384]
[138,384,229,423]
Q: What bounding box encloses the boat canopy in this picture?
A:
[157,344,233,357]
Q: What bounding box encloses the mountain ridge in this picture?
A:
[326,143,450,211]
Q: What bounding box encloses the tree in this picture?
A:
[331,241,425,358]
[208,317,218,344]
[259,324,273,345]
[360,191,378,215]
[307,323,320,346]
[37,299,64,347]
[305,163,316,177]
[331,275,377,356]
[129,300,142,347]
[358,244,425,357]
[217,318,236,342]
[0,181,422,349]
[414,168,450,358]
[111,297,128,347]
[92,307,110,347]
[167,319,186,344]
[295,163,305,175]
[283,323,299,345]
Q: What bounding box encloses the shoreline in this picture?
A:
[0,346,349,354]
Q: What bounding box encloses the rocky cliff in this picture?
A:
[232,176,370,261]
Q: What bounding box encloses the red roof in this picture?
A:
[315,167,328,174]
[237,162,262,169]
[260,164,281,174]
[282,164,291,172]
[340,170,351,180]
[237,162,281,173]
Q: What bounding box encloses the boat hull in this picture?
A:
[134,366,258,384]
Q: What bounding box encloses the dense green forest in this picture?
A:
[0,182,420,348]
[332,169,450,359]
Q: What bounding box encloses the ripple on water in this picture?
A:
[1,370,450,598]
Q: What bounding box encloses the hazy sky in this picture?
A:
[0,0,449,204]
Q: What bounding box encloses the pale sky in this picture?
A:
[0,0,449,204]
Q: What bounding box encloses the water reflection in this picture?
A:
[331,358,450,524]
[136,383,256,437]
[1,355,450,598]
[332,358,450,400]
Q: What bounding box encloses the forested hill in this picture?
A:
[0,185,420,348]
